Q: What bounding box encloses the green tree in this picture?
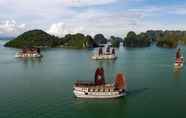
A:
[94,34,107,45]
[110,36,122,48]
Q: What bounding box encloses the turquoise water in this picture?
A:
[0,40,186,118]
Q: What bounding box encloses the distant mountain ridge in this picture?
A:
[0,36,15,40]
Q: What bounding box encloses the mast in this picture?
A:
[176,48,181,59]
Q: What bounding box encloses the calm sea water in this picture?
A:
[0,40,186,118]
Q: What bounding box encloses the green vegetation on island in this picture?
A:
[156,33,178,48]
[94,34,107,45]
[123,30,186,48]
[4,30,99,49]
[4,30,61,48]
[4,29,186,49]
[61,33,98,49]
[110,36,123,48]
[123,31,151,47]
[146,30,186,48]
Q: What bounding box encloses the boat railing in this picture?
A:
[75,80,95,86]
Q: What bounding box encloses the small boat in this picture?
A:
[15,48,42,58]
[73,68,127,99]
[174,48,184,69]
[174,63,183,69]
[174,56,184,69]
[92,46,117,60]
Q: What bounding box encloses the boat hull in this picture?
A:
[73,89,126,99]
[15,53,42,58]
[174,56,184,69]
[92,54,117,60]
[174,63,183,69]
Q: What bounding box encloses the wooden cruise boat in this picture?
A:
[73,68,127,99]
[174,56,184,69]
[92,46,117,60]
[174,48,184,69]
[15,48,42,58]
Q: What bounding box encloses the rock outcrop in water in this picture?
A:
[123,30,186,48]
[4,30,98,49]
[146,30,178,48]
[5,29,186,49]
[61,33,98,48]
[123,31,151,48]
[4,30,61,48]
[94,34,107,45]
[110,36,123,48]
[146,30,186,48]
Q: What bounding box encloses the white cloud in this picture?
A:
[47,23,65,37]
[63,0,117,6]
[46,5,186,38]
[0,20,26,36]
[47,22,84,37]
[1,0,186,37]
[47,9,144,37]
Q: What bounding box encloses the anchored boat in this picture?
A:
[92,46,117,60]
[174,48,184,69]
[73,68,127,99]
[15,48,42,58]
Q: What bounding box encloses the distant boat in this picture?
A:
[15,48,42,58]
[73,68,127,99]
[174,48,184,69]
[92,46,117,60]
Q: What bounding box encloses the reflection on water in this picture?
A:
[173,68,182,80]
[96,60,116,67]
[73,97,128,118]
[17,57,43,68]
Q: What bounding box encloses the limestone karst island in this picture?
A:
[4,30,186,49]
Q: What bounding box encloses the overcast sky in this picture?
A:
[1,0,186,37]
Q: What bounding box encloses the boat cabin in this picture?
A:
[21,48,40,54]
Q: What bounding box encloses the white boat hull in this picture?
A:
[73,88,126,99]
[92,54,117,60]
[174,63,183,69]
[15,53,42,58]
[174,56,184,69]
[73,85,126,99]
